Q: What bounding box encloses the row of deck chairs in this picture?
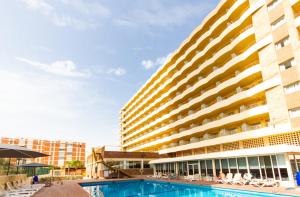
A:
[150,172,280,188]
[216,173,280,188]
[0,180,44,197]
[149,172,177,179]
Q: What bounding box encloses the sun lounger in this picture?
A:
[0,184,31,197]
[6,182,37,196]
[219,173,233,184]
[184,175,193,181]
[259,179,280,188]
[230,173,242,184]
[238,173,252,185]
[249,179,265,187]
[187,174,200,181]
[168,173,177,179]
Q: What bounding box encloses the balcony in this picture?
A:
[123,29,259,135]
[124,76,281,150]
[127,104,270,152]
[122,0,264,123]
[123,65,262,142]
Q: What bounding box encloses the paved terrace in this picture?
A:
[33,177,300,196]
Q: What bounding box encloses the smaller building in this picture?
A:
[86,146,164,179]
[1,137,85,167]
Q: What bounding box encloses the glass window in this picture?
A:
[275,36,289,50]
[179,162,187,176]
[248,157,261,179]
[284,82,300,94]
[267,0,281,11]
[279,58,296,71]
[277,154,289,181]
[289,107,300,118]
[262,156,274,179]
[143,161,150,169]
[229,158,238,174]
[271,155,280,180]
[271,15,285,30]
[215,159,221,176]
[206,160,213,176]
[237,157,247,175]
[221,159,229,174]
[200,160,206,177]
[259,156,266,178]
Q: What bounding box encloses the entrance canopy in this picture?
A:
[149,144,300,164]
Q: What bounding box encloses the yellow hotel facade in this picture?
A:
[120,0,300,186]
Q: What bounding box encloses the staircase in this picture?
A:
[92,148,132,178]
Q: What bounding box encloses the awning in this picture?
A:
[149,144,300,164]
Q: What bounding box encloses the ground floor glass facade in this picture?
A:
[154,154,290,182]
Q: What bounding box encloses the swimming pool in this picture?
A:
[80,180,296,197]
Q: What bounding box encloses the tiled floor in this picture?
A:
[33,177,300,196]
[33,180,89,197]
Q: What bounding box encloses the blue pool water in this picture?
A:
[80,180,296,197]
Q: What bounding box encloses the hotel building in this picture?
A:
[120,0,300,186]
[1,137,85,167]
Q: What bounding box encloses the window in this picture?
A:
[289,107,300,118]
[275,37,289,50]
[284,82,300,94]
[237,158,247,175]
[271,16,285,30]
[279,58,296,71]
[248,157,261,179]
[267,0,281,11]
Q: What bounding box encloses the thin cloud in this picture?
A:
[16,57,91,78]
[107,68,127,76]
[142,53,172,70]
[21,0,111,30]
[115,1,214,28]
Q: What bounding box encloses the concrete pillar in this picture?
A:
[141,160,144,170]
[123,160,127,169]
[284,153,295,187]
[212,159,216,178]
[176,162,179,175]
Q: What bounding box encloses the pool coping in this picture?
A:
[79,178,300,197]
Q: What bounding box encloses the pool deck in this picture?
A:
[33,177,300,196]
[33,180,90,197]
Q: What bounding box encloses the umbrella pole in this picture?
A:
[16,159,19,174]
[6,158,11,175]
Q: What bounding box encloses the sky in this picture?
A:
[0,0,219,150]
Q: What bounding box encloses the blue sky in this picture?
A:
[0,0,218,149]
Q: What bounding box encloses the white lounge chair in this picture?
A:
[188,174,200,181]
[6,182,36,196]
[249,178,264,187]
[238,173,252,185]
[259,179,280,188]
[0,184,31,197]
[221,173,233,184]
[230,173,242,184]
